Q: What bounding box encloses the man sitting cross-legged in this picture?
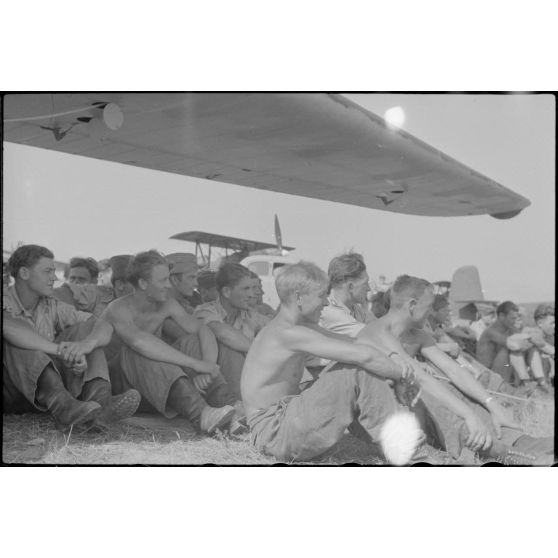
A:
[241,261,422,464]
[3,244,140,430]
[477,301,549,391]
[102,250,236,434]
[194,263,271,400]
[358,275,554,465]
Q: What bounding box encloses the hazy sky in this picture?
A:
[3,93,555,302]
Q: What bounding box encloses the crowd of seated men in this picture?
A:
[2,244,554,465]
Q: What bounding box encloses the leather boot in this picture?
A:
[81,379,141,424]
[167,377,207,424]
[167,378,234,433]
[35,366,101,429]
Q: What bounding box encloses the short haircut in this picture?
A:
[432,294,450,312]
[127,250,167,288]
[534,304,554,321]
[275,261,329,304]
[197,270,216,290]
[328,252,367,288]
[496,300,518,316]
[215,263,252,292]
[390,275,432,309]
[8,244,54,278]
[69,257,99,282]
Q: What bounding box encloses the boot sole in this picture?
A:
[99,389,141,423]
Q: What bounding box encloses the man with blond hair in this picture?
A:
[241,261,421,463]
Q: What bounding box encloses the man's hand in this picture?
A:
[58,340,95,365]
[193,360,221,378]
[193,374,213,393]
[393,379,422,408]
[446,342,461,358]
[464,412,492,452]
[486,400,522,439]
[506,333,533,352]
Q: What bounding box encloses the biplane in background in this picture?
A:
[171,215,296,307]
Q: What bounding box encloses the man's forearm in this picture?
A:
[131,331,201,370]
[84,318,113,349]
[416,368,477,422]
[3,317,59,355]
[214,326,252,352]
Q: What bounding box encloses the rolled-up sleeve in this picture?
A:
[54,299,94,330]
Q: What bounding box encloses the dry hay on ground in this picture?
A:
[2,393,554,465]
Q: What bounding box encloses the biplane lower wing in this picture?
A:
[3,93,530,218]
[170,231,294,253]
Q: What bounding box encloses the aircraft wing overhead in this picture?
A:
[3,93,530,218]
[170,231,295,253]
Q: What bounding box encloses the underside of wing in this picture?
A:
[3,93,530,218]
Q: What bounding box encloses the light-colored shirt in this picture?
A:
[319,292,375,338]
[194,297,270,340]
[52,283,115,317]
[3,284,93,341]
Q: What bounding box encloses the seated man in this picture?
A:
[320,252,376,337]
[359,276,553,465]
[194,263,271,399]
[3,245,140,429]
[53,256,115,317]
[371,290,390,319]
[248,272,276,318]
[477,301,545,387]
[241,261,421,464]
[531,304,555,384]
[470,304,497,340]
[197,270,218,304]
[166,253,198,315]
[102,250,236,434]
[109,255,134,299]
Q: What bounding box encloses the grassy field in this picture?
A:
[2,390,553,465]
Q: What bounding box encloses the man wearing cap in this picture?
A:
[162,253,204,344]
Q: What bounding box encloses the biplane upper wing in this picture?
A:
[3,93,530,218]
[170,231,295,253]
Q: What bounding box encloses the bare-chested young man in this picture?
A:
[241,261,421,464]
[358,276,554,465]
[102,250,237,434]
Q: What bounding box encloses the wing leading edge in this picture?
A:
[3,93,530,218]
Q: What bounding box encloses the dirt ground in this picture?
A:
[2,389,554,466]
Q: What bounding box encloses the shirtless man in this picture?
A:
[102,250,236,434]
[477,301,540,386]
[358,276,554,465]
[241,261,420,464]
